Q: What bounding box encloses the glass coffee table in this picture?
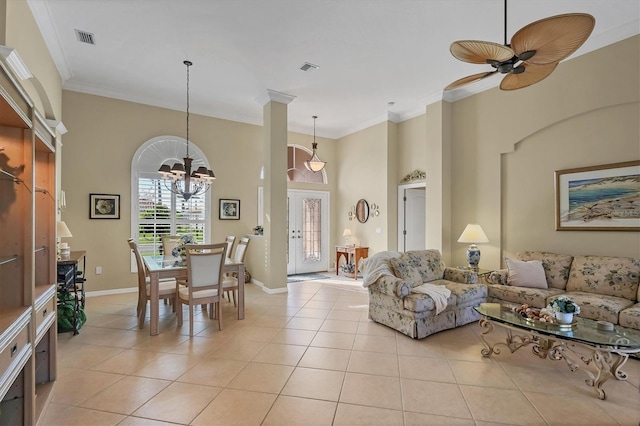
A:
[474,303,640,400]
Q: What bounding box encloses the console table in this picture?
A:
[335,246,369,280]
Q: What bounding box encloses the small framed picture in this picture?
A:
[90,194,120,219]
[219,198,240,220]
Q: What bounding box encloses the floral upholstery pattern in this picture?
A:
[369,275,411,298]
[487,270,508,286]
[619,303,640,329]
[516,251,573,290]
[456,305,481,327]
[396,249,446,284]
[401,280,486,313]
[442,281,487,306]
[403,289,456,313]
[443,268,478,284]
[369,249,640,337]
[548,292,634,324]
[389,258,424,287]
[566,255,640,301]
[487,284,564,308]
[367,249,487,338]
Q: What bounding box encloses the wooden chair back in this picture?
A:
[233,237,250,263]
[224,235,236,259]
[128,239,147,293]
[161,235,181,256]
[185,243,227,292]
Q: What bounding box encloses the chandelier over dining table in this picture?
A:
[158,60,215,201]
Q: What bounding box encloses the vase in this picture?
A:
[556,312,573,324]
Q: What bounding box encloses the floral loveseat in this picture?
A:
[487,251,640,331]
[361,250,486,338]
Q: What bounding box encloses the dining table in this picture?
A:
[142,254,245,336]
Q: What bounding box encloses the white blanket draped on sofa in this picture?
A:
[360,251,401,287]
[412,283,451,314]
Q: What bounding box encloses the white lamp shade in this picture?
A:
[57,221,73,238]
[457,223,488,243]
[343,228,352,237]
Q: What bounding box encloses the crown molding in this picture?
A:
[257,89,296,106]
[0,46,33,80]
[27,0,72,80]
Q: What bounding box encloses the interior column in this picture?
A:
[261,89,295,291]
[424,100,453,262]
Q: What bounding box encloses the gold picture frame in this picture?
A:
[555,161,640,231]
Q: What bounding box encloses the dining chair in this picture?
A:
[222,236,250,306]
[224,235,236,259]
[161,235,181,256]
[128,239,177,329]
[176,243,227,336]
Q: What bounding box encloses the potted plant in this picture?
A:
[253,225,263,236]
[546,295,581,324]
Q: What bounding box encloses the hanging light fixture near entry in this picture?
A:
[158,60,215,200]
[304,115,326,173]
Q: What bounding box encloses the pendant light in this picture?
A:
[158,60,215,200]
[304,115,326,173]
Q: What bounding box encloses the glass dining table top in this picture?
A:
[143,255,242,272]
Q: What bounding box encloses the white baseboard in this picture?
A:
[251,279,288,294]
[86,287,137,297]
[86,280,289,297]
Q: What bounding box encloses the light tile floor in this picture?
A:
[42,277,640,425]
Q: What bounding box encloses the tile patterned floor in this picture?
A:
[42,278,640,425]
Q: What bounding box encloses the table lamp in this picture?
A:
[343,228,353,246]
[457,223,488,269]
[57,221,73,258]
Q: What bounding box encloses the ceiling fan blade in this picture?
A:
[511,13,595,65]
[444,71,498,91]
[500,62,558,91]
[450,40,514,64]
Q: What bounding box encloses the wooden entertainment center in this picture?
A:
[0,51,59,424]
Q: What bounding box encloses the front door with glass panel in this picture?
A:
[287,190,329,275]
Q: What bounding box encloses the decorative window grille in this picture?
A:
[302,198,322,262]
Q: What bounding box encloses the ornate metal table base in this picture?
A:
[478,318,637,400]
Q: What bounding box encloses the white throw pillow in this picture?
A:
[505,258,548,289]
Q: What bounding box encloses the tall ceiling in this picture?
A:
[26,0,639,139]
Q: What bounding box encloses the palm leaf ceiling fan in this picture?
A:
[445,0,595,91]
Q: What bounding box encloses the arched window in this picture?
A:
[287,145,326,183]
[131,136,212,260]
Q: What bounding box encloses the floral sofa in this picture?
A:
[361,250,486,339]
[487,251,640,331]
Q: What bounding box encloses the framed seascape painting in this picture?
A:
[555,161,640,231]
[219,198,240,220]
[89,193,120,219]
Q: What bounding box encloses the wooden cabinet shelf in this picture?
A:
[0,48,58,425]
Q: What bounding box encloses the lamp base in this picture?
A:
[466,244,481,269]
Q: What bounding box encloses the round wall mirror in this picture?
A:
[356,199,369,223]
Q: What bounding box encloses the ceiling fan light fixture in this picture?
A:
[445,0,595,92]
[500,62,557,90]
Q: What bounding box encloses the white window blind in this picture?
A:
[137,172,206,257]
[131,136,212,273]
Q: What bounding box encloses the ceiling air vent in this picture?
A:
[299,62,319,72]
[75,29,96,45]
